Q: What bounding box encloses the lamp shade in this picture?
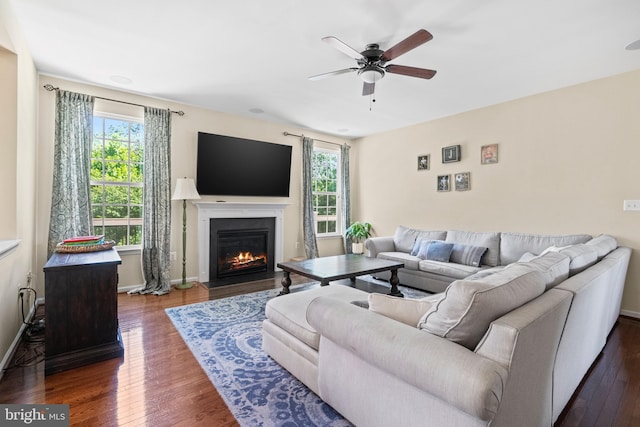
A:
[172,178,201,201]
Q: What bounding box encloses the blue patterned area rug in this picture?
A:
[165,282,429,426]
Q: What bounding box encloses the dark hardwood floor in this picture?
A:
[1,274,639,426]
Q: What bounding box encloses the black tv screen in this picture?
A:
[196,132,293,197]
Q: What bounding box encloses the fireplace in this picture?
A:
[209,217,275,281]
[194,201,288,283]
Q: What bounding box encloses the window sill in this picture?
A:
[116,246,142,255]
[317,234,343,240]
[0,239,21,261]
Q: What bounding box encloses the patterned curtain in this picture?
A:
[129,108,172,295]
[341,144,352,254]
[47,90,95,257]
[302,137,319,258]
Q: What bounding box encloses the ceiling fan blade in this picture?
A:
[309,68,359,81]
[386,64,437,79]
[381,29,433,62]
[322,36,365,60]
[362,82,375,96]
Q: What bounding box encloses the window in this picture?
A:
[90,114,144,248]
[312,148,341,236]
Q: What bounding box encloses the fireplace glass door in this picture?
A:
[216,229,269,278]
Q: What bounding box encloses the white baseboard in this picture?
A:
[117,276,199,293]
[620,309,640,319]
[0,296,44,382]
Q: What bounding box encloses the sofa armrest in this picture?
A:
[307,297,508,421]
[364,236,396,257]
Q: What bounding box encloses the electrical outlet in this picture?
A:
[170,252,177,261]
[623,200,640,211]
[295,242,300,249]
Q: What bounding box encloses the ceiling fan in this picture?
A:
[309,29,437,96]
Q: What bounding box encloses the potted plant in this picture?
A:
[345,221,372,254]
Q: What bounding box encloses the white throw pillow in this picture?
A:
[417,264,546,349]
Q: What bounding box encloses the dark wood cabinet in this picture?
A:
[44,248,124,375]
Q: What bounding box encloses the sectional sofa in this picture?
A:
[365,226,596,293]
[262,228,631,427]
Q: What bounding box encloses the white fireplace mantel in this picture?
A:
[193,201,289,282]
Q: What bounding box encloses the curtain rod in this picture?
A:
[43,84,185,116]
[283,131,348,147]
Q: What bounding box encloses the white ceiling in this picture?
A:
[11,0,640,139]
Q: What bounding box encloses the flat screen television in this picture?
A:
[196,132,293,197]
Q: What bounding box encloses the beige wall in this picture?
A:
[35,76,349,293]
[353,69,640,316]
[0,0,38,373]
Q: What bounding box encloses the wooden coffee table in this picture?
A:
[277,254,404,297]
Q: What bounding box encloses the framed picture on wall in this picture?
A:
[418,155,430,171]
[455,172,471,191]
[442,145,461,163]
[437,175,451,192]
[481,144,499,164]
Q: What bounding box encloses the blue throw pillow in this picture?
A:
[411,239,432,256]
[417,241,454,262]
[450,244,488,267]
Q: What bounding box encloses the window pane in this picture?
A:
[90,185,103,204]
[130,225,142,245]
[130,123,143,142]
[130,142,143,162]
[105,119,129,141]
[130,163,143,183]
[104,225,128,246]
[327,180,337,193]
[92,138,103,158]
[104,186,129,205]
[105,205,128,218]
[328,221,337,233]
[130,205,142,218]
[92,201,103,214]
[93,117,103,138]
[90,160,104,180]
[317,222,327,234]
[130,187,143,204]
[104,140,128,162]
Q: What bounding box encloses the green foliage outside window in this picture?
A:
[312,150,339,235]
[91,116,144,246]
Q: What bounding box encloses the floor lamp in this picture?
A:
[172,177,201,289]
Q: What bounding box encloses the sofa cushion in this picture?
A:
[393,226,446,253]
[586,234,617,260]
[378,252,421,270]
[417,264,546,349]
[556,244,599,275]
[368,293,435,326]
[517,252,570,290]
[450,244,487,267]
[265,285,369,350]
[445,230,500,266]
[418,241,454,262]
[500,232,592,265]
[418,259,485,279]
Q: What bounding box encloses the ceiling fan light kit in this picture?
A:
[310,29,437,98]
[359,67,384,83]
